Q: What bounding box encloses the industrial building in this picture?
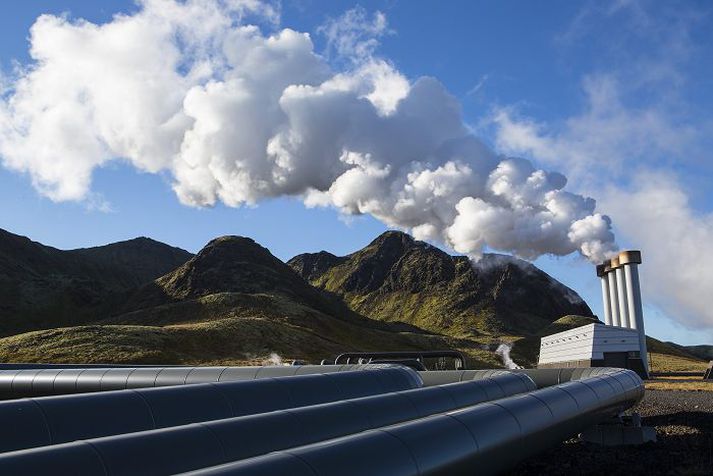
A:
[538,250,649,377]
[539,323,646,375]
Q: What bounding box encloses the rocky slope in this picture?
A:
[0,228,192,336]
[288,231,593,338]
[119,236,350,319]
[0,233,493,366]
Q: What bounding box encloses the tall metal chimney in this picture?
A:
[614,258,630,328]
[619,250,649,375]
[606,258,621,327]
[596,264,613,326]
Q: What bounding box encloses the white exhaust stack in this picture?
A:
[596,250,649,376]
[596,264,613,326]
[606,259,621,327]
[619,250,649,375]
[614,258,631,328]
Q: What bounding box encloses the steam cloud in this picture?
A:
[263,352,283,366]
[495,343,522,370]
[0,0,616,262]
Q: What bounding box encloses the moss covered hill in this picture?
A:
[0,228,702,370]
[0,228,192,336]
[0,233,496,366]
[666,343,713,362]
[118,236,352,319]
[288,231,593,339]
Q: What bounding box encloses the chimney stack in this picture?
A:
[606,258,621,327]
[614,258,630,328]
[619,250,648,375]
[596,250,648,376]
[596,264,613,326]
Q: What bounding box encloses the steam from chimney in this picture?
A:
[0,1,617,262]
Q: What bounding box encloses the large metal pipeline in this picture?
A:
[0,366,421,454]
[418,366,625,388]
[175,368,643,476]
[0,373,536,475]
[0,364,420,400]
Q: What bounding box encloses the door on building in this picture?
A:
[602,352,628,369]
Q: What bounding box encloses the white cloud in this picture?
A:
[490,0,713,330]
[492,76,713,329]
[601,172,713,330]
[0,0,615,263]
[492,74,702,187]
[318,6,390,62]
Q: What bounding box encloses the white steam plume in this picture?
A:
[263,352,283,366]
[495,343,522,370]
[0,0,616,262]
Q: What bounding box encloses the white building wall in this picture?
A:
[538,323,641,365]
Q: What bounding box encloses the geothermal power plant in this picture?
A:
[0,251,654,475]
[538,250,650,378]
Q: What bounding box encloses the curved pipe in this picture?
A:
[0,367,420,454]
[0,364,420,400]
[175,369,643,476]
[0,373,535,474]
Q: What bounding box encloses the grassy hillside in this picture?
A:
[665,342,713,362]
[0,292,500,368]
[647,337,710,372]
[289,231,592,339]
[0,234,500,367]
[0,228,192,336]
[1,228,706,373]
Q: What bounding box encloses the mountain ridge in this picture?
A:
[116,235,364,326]
[0,228,192,336]
[288,231,593,338]
[0,226,704,371]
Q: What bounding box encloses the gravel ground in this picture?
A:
[508,390,713,476]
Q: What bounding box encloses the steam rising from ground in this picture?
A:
[0,0,616,262]
[263,352,283,366]
[495,343,522,370]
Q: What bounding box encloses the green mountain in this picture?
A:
[665,342,713,362]
[118,236,351,319]
[684,345,713,361]
[0,228,192,336]
[288,231,593,338]
[1,227,701,371]
[0,232,492,366]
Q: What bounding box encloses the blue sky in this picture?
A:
[1,0,712,346]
